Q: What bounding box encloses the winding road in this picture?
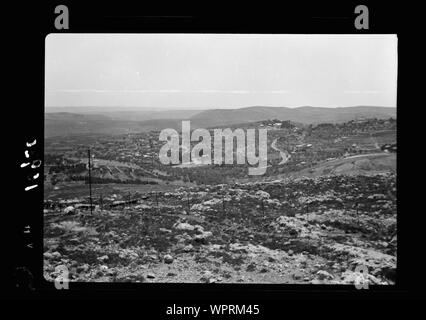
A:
[270,138,291,164]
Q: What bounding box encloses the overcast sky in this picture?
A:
[45,34,397,109]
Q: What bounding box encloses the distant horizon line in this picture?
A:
[45,105,397,111]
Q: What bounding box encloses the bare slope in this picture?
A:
[286,153,396,179]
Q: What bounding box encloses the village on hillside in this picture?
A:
[44,117,397,284]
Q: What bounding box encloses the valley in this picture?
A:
[44,111,397,285]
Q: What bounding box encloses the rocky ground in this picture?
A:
[44,173,396,285]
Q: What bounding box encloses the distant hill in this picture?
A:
[190,106,396,127]
[104,109,202,121]
[45,106,396,137]
[45,107,203,121]
[44,113,146,137]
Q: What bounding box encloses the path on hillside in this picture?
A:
[270,138,291,165]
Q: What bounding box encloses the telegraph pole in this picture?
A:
[88,149,93,215]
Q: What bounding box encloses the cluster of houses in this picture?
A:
[258,119,293,130]
[381,143,397,153]
[67,132,161,166]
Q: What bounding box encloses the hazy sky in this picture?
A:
[45,34,397,109]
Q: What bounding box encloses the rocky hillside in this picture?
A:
[44,173,396,285]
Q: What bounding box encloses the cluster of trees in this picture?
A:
[67,175,158,185]
[45,154,64,165]
[309,118,396,139]
[49,163,86,175]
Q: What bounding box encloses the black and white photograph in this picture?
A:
[42,33,397,285]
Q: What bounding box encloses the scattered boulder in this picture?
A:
[107,269,117,276]
[200,271,217,283]
[64,206,75,215]
[255,190,270,199]
[340,270,385,285]
[51,251,61,259]
[164,254,174,264]
[193,225,205,234]
[316,270,334,280]
[100,265,109,272]
[209,244,222,251]
[292,271,303,280]
[97,255,109,262]
[203,198,222,206]
[174,222,195,231]
[183,244,194,252]
[193,231,213,244]
[118,249,139,261]
[43,252,54,259]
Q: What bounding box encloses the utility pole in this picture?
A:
[87,148,93,215]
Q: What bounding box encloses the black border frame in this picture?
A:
[5,1,421,302]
